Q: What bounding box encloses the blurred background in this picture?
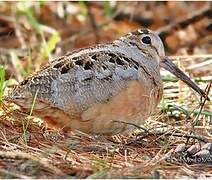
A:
[0,1,211,82]
[0,2,211,179]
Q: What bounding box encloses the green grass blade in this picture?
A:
[0,66,5,105]
[40,32,61,58]
[103,1,114,17]
[22,89,39,144]
[18,1,50,58]
[78,1,88,17]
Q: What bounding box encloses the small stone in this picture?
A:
[201,143,212,151]
[186,144,199,155]
[174,143,186,153]
[194,149,210,158]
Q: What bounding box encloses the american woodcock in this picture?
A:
[6,29,208,135]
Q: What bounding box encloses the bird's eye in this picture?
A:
[141,36,151,45]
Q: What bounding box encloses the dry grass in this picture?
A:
[0,2,211,178]
[0,66,211,178]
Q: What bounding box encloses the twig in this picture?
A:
[0,150,65,176]
[0,169,31,179]
[135,131,209,143]
[191,79,212,128]
[86,5,100,43]
[0,16,15,37]
[114,12,153,27]
[169,54,212,59]
[157,3,211,40]
[112,120,209,145]
[187,59,212,70]
[113,120,150,133]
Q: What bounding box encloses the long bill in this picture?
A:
[160,57,209,101]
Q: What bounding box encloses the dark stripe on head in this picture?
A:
[138,28,150,34]
[131,31,142,36]
[131,28,150,36]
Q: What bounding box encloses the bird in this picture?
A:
[6,28,208,135]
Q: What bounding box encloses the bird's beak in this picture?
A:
[160,57,209,100]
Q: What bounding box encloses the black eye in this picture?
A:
[141,36,151,45]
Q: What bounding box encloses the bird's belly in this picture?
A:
[35,79,162,135]
[72,80,162,134]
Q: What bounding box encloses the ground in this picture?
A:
[0,2,211,178]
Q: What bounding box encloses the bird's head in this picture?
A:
[123,28,209,100]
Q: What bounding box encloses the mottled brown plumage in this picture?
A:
[6,29,207,135]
